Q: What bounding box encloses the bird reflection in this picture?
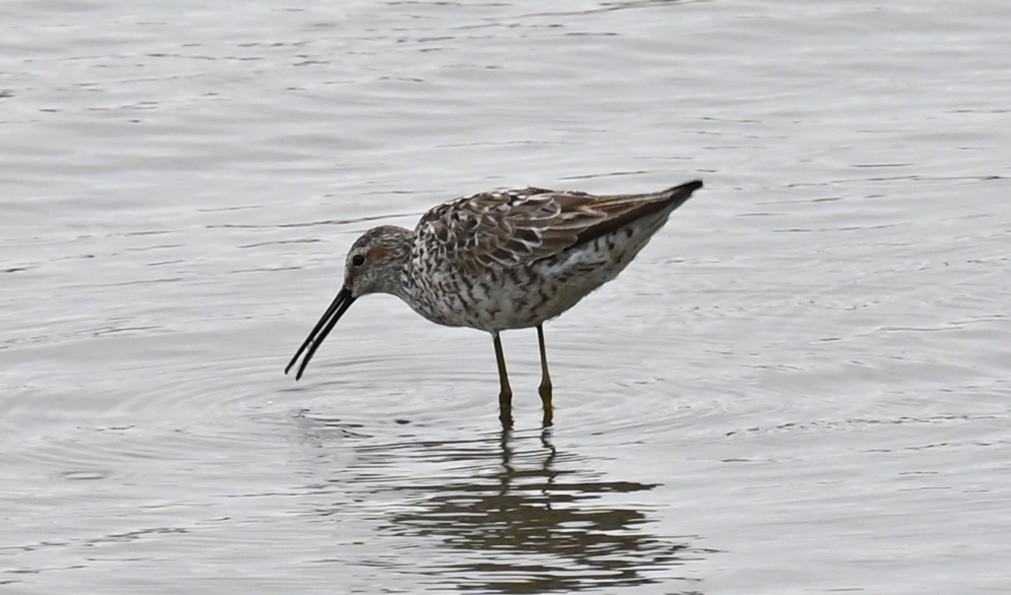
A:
[372,427,704,593]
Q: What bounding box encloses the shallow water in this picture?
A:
[2,0,1010,593]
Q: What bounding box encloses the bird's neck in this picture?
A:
[391,233,440,315]
[386,232,421,303]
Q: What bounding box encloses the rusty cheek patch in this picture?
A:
[367,245,388,264]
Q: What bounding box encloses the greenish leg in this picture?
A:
[493,332,513,428]
[537,324,553,427]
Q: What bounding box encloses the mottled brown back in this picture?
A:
[416,180,702,275]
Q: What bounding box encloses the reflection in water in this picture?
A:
[301,417,707,594]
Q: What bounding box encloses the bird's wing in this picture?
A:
[416,180,702,275]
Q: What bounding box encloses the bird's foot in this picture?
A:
[539,383,553,427]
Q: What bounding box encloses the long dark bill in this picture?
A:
[284,287,357,381]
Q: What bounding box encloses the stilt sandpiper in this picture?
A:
[285,179,703,427]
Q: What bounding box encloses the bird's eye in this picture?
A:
[351,254,365,267]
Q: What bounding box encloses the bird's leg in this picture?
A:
[537,324,553,427]
[493,332,513,428]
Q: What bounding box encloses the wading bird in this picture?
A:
[286,179,703,427]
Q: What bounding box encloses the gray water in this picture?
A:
[2,0,1010,593]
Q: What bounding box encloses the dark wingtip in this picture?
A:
[659,179,704,210]
[676,179,704,193]
[663,179,704,208]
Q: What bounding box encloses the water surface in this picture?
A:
[2,0,1010,593]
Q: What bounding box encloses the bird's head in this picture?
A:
[285,225,412,380]
[342,225,412,298]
